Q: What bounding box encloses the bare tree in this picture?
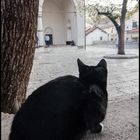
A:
[97,0,127,54]
[1,0,39,114]
[86,0,130,54]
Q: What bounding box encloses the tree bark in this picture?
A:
[117,0,128,54]
[117,26,125,54]
[1,0,39,114]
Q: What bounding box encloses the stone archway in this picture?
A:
[44,27,54,35]
[37,0,85,47]
[42,0,77,46]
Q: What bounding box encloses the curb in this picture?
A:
[104,54,139,59]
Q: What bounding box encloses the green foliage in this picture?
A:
[85,3,122,25]
[127,3,139,18]
[85,0,138,25]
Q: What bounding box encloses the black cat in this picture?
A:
[9,58,108,140]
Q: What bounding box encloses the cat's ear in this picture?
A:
[97,59,107,68]
[77,58,87,74]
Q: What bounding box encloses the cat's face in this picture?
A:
[77,59,108,89]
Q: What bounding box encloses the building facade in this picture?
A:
[125,12,139,42]
[86,27,108,45]
[99,11,139,42]
[37,0,85,47]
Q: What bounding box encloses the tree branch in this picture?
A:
[97,10,120,31]
[120,0,128,25]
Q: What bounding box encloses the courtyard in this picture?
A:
[1,46,139,140]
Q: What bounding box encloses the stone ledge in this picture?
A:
[104,54,139,59]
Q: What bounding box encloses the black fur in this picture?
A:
[9,59,108,140]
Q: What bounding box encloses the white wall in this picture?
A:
[42,0,65,45]
[64,0,85,46]
[74,0,85,47]
[77,13,85,46]
[101,12,139,42]
[37,0,85,46]
[37,0,45,46]
[126,12,139,31]
[86,28,108,45]
[103,26,117,41]
[125,12,139,41]
[64,0,77,44]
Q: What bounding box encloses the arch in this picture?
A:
[44,27,54,35]
[39,0,85,46]
[71,0,77,11]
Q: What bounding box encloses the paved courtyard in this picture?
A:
[1,46,139,140]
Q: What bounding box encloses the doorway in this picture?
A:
[45,34,53,45]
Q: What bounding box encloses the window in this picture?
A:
[111,28,113,33]
[126,37,129,40]
[132,21,137,28]
[100,37,102,40]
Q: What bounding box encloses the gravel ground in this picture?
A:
[1,46,139,140]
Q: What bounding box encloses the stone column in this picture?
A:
[73,0,85,47]
[76,12,85,47]
[37,0,44,46]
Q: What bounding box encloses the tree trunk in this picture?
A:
[1,0,39,114]
[117,26,125,54]
[97,0,128,55]
[117,0,128,54]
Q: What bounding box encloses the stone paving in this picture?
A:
[27,45,139,140]
[27,46,139,101]
[1,45,139,140]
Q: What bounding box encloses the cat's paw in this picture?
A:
[90,123,104,133]
[100,123,104,133]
